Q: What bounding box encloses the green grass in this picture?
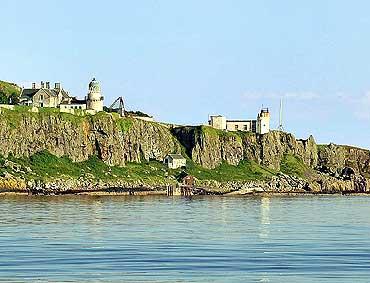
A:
[116,117,133,133]
[280,154,308,178]
[0,81,21,104]
[1,151,174,184]
[38,107,61,114]
[186,159,276,181]
[0,149,277,184]
[200,125,243,142]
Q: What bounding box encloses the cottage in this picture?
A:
[19,82,71,107]
[163,154,186,169]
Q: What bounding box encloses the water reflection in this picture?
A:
[0,195,370,282]
[259,197,270,239]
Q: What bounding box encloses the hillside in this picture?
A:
[0,81,21,104]
[0,106,369,194]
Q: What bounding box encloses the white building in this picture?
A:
[256,108,270,134]
[86,78,104,112]
[20,78,104,115]
[163,154,187,169]
[208,108,270,134]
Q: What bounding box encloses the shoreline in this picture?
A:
[1,189,369,197]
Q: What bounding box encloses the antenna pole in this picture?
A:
[278,97,284,131]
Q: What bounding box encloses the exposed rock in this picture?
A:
[172,126,243,169]
[0,111,181,166]
[0,110,369,195]
[173,127,318,170]
[318,143,370,176]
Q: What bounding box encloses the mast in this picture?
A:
[278,97,284,131]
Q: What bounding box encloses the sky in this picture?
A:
[1,0,370,148]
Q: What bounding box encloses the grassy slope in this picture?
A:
[280,154,309,178]
[0,151,276,184]
[1,151,172,185]
[0,81,21,104]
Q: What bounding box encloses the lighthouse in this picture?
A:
[86,78,103,112]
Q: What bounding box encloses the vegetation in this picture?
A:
[104,106,152,118]
[187,159,276,181]
[116,117,133,133]
[198,125,248,143]
[126,110,151,118]
[0,149,277,184]
[280,154,309,178]
[0,81,21,105]
[2,151,172,184]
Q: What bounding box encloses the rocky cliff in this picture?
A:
[317,143,370,177]
[0,109,181,166]
[0,108,369,195]
[172,126,318,171]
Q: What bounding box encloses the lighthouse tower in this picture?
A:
[86,78,103,112]
[257,108,270,134]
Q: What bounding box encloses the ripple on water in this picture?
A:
[0,195,370,282]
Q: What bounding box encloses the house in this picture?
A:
[20,82,70,107]
[163,154,187,169]
[19,78,104,114]
[208,108,270,134]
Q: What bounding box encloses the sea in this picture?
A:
[0,195,370,282]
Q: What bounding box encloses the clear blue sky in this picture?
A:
[1,0,370,148]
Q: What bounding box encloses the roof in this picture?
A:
[21,88,71,99]
[20,89,39,98]
[70,97,86,104]
[226,119,256,123]
[166,154,186,160]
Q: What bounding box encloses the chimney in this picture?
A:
[41,81,44,88]
[55,82,61,89]
[46,82,50,89]
[32,83,36,89]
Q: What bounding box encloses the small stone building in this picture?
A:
[163,154,187,169]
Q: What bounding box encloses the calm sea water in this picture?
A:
[0,195,370,282]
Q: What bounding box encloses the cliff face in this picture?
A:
[0,110,181,166]
[172,126,244,169]
[172,126,318,171]
[0,109,369,195]
[318,143,370,176]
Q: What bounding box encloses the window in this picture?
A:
[235,125,239,130]
[40,95,44,100]
[244,125,248,130]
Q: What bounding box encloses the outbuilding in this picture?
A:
[163,154,186,169]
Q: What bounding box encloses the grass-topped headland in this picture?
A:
[0,105,368,195]
[0,106,136,130]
